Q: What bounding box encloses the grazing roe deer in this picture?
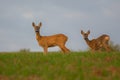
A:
[81,30,111,52]
[32,22,70,54]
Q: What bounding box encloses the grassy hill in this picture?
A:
[0,52,120,80]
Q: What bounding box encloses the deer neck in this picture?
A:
[35,31,42,40]
[84,38,91,46]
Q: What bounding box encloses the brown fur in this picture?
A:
[32,22,70,54]
[81,30,111,52]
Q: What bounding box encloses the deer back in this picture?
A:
[89,34,110,50]
[37,34,68,47]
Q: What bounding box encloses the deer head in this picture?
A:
[81,30,90,39]
[32,22,42,32]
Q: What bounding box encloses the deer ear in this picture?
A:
[81,30,84,34]
[38,22,42,27]
[32,22,35,27]
[87,30,90,34]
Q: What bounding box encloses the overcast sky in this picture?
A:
[0,0,120,52]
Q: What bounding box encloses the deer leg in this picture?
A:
[91,49,96,53]
[103,41,111,52]
[97,48,102,53]
[62,46,70,53]
[43,46,48,55]
[58,45,67,53]
[105,45,111,52]
[59,46,65,53]
[64,46,70,53]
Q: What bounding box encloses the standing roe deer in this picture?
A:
[81,30,111,52]
[32,22,70,54]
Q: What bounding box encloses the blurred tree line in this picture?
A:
[110,41,120,52]
[19,48,30,52]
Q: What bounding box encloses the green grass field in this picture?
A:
[0,52,120,80]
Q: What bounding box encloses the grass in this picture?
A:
[0,51,120,80]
